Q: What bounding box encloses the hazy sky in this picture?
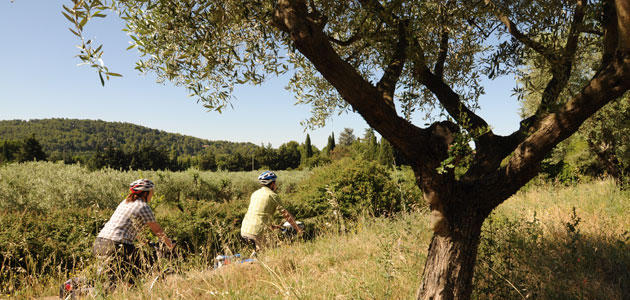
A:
[0,1,521,148]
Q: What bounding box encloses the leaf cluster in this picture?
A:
[63,0,539,127]
[63,0,121,85]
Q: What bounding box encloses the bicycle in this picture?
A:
[59,241,176,299]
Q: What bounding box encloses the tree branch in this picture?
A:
[272,0,432,168]
[413,62,490,135]
[563,0,587,62]
[615,0,630,52]
[376,21,409,108]
[469,0,624,184]
[357,0,398,25]
[308,0,319,16]
[603,0,619,64]
[486,53,630,211]
[531,0,585,118]
[327,14,369,47]
[476,0,628,184]
[434,27,449,79]
[328,32,363,46]
[491,4,559,64]
[359,0,489,134]
[581,29,604,36]
[434,1,452,79]
[462,131,524,182]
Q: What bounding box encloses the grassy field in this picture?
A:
[2,162,629,299]
[125,179,629,300]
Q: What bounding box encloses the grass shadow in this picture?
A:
[474,211,630,300]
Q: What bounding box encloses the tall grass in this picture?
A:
[102,213,433,300]
[3,162,629,299]
[114,179,628,300]
[475,180,630,299]
[0,161,310,297]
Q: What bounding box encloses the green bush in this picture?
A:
[0,162,312,293]
[286,157,421,221]
[155,199,249,256]
[0,208,107,293]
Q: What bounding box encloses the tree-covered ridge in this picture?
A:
[0,118,258,160]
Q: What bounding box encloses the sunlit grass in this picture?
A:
[3,161,629,299]
[131,179,629,300]
[116,212,432,300]
[475,179,630,299]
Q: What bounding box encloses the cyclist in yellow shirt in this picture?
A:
[241,171,303,252]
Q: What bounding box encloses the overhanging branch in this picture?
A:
[376,20,409,108]
[412,62,489,135]
[434,1,453,79]
[467,1,589,180]
[615,0,630,52]
[359,0,490,134]
[434,28,449,79]
[603,0,619,64]
[327,14,368,47]
[532,0,585,117]
[490,53,630,210]
[272,0,431,166]
[329,33,363,46]
[489,2,559,64]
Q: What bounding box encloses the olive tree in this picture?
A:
[63,0,630,299]
[517,29,630,187]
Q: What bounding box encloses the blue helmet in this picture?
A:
[258,171,277,185]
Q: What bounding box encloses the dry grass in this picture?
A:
[115,213,433,300]
[475,179,630,299]
[21,178,630,299]
[500,179,629,233]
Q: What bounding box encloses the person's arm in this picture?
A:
[147,221,175,250]
[281,209,303,234]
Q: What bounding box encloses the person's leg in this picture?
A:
[241,233,260,257]
[118,243,141,285]
[257,232,270,250]
[93,238,116,291]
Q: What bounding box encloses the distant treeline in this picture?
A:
[0,118,257,161]
[0,135,48,164]
[5,118,630,185]
[0,119,405,171]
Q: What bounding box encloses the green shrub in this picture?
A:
[155,199,249,256]
[287,157,420,221]
[389,166,425,212]
[0,162,312,293]
[0,208,107,293]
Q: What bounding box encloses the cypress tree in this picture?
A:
[378,138,395,168]
[17,135,47,162]
[305,134,313,158]
[330,132,336,150]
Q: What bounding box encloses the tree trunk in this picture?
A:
[417,213,484,300]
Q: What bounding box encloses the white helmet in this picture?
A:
[129,179,154,194]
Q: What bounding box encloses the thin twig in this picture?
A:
[487,266,527,300]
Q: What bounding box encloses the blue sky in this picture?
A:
[0,1,521,148]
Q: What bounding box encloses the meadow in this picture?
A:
[1,161,629,299]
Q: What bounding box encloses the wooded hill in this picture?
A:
[0,119,258,160]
